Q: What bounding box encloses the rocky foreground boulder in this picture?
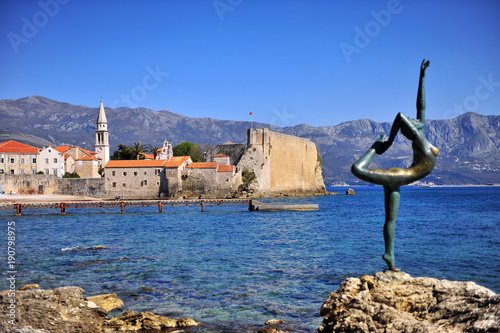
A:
[319,271,499,333]
[0,285,197,333]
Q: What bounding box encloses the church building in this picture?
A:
[95,99,110,166]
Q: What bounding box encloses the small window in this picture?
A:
[112,171,116,176]
[134,172,138,176]
[45,158,49,164]
[0,158,3,163]
[21,170,25,174]
[123,172,127,176]
[45,169,49,174]
[33,158,36,163]
[122,183,126,187]
[10,158,15,163]
[169,170,173,175]
[20,158,25,164]
[144,180,148,185]
[0,169,4,173]
[156,181,159,185]
[54,158,57,163]
[32,169,36,174]
[53,168,58,175]
[112,182,116,188]
[48,149,51,153]
[144,171,147,175]
[10,169,15,174]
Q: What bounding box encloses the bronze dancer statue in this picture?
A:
[351,59,439,271]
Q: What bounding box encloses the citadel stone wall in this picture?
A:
[0,175,105,197]
[238,129,326,196]
[58,178,106,197]
[0,174,59,194]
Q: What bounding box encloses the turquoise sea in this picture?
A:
[1,186,499,332]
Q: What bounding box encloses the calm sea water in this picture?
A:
[1,186,499,332]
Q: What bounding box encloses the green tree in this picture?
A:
[173,142,196,157]
[62,171,81,178]
[189,144,203,162]
[173,142,204,162]
[148,145,160,159]
[111,144,134,160]
[130,142,146,160]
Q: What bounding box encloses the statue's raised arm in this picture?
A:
[417,59,430,124]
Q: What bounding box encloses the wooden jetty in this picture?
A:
[0,199,252,215]
[0,198,320,215]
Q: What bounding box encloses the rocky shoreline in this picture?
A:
[0,284,303,333]
[0,284,198,333]
[319,271,499,333]
[2,272,498,333]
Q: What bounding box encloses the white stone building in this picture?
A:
[37,146,65,177]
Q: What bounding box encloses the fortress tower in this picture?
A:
[95,99,110,166]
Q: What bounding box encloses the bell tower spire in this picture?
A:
[95,99,110,166]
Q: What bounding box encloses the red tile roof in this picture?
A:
[142,153,155,160]
[105,160,167,168]
[186,162,218,169]
[55,146,72,153]
[0,140,40,154]
[217,165,234,172]
[163,156,191,168]
[214,153,229,158]
[56,145,96,157]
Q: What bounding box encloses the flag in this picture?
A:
[249,112,253,115]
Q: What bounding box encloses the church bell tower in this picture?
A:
[95,99,110,166]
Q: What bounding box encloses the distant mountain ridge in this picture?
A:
[1,96,499,185]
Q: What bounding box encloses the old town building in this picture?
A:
[37,145,65,177]
[0,140,40,175]
[104,156,192,198]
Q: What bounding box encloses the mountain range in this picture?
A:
[1,96,499,185]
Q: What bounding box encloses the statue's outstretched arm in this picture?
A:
[417,59,430,122]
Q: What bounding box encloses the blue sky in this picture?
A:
[1,0,499,127]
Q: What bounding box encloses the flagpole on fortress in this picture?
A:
[250,111,253,130]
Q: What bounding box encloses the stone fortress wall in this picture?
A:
[237,128,326,196]
[0,174,105,197]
